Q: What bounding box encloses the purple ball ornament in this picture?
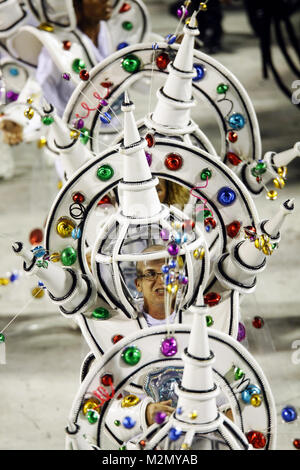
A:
[74,118,84,130]
[237,322,246,342]
[181,276,188,285]
[168,242,179,257]
[155,411,167,424]
[100,99,108,106]
[6,90,19,102]
[145,151,152,166]
[62,72,71,81]
[160,228,169,241]
[177,6,188,18]
[161,336,178,357]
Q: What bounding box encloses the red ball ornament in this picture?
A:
[139,440,146,447]
[119,2,131,13]
[165,153,183,171]
[227,130,238,143]
[145,133,155,148]
[226,151,242,166]
[72,192,85,204]
[29,228,43,246]
[293,439,300,449]
[252,316,264,329]
[204,292,221,307]
[246,431,266,449]
[79,69,89,81]
[156,52,170,70]
[112,334,124,344]
[204,217,216,229]
[62,40,72,51]
[101,374,113,386]
[226,220,241,238]
[97,195,112,206]
[182,220,195,232]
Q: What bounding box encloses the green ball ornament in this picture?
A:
[0,333,5,343]
[92,307,110,319]
[61,246,77,266]
[216,83,229,94]
[42,115,54,126]
[80,128,90,145]
[206,315,214,327]
[97,164,114,181]
[121,346,141,365]
[86,409,99,424]
[234,367,244,380]
[122,21,133,31]
[72,58,86,73]
[122,54,141,74]
[200,168,212,180]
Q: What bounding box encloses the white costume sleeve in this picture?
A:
[105,393,153,443]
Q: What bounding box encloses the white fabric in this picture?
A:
[36,21,110,116]
[143,310,176,327]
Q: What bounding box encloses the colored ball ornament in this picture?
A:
[227,220,241,239]
[32,246,46,258]
[114,420,121,426]
[9,67,19,76]
[206,315,214,327]
[122,54,141,73]
[160,229,169,241]
[281,406,297,423]
[192,63,205,81]
[62,72,71,81]
[121,395,140,408]
[60,246,77,266]
[97,164,114,181]
[217,187,236,206]
[293,439,300,449]
[119,2,131,13]
[161,265,169,274]
[98,195,112,206]
[121,346,141,365]
[246,431,266,449]
[145,133,155,148]
[82,398,100,415]
[266,189,278,200]
[50,252,61,263]
[252,316,264,329]
[24,107,34,120]
[42,115,54,126]
[6,91,19,102]
[169,427,182,441]
[29,229,43,246]
[217,83,229,94]
[122,21,133,31]
[156,53,170,70]
[193,248,205,260]
[250,394,262,407]
[37,137,47,148]
[204,292,221,307]
[38,22,54,32]
[237,322,246,342]
[204,217,216,230]
[189,411,198,419]
[31,287,44,298]
[79,69,89,81]
[10,272,19,282]
[0,278,9,286]
[228,113,246,130]
[234,367,244,381]
[167,284,178,295]
[139,440,146,447]
[71,227,81,240]
[92,307,110,319]
[62,40,71,50]
[80,128,90,145]
[56,217,75,238]
[165,33,176,44]
[0,333,5,343]
[112,334,124,344]
[244,225,257,240]
[167,242,179,257]
[161,337,178,357]
[200,168,212,180]
[226,151,242,166]
[72,192,85,204]
[101,373,113,386]
[155,411,167,424]
[119,445,127,450]
[165,153,183,171]
[273,177,285,189]
[117,42,129,50]
[228,130,238,143]
[70,129,80,140]
[86,409,99,424]
[241,385,260,404]
[122,416,136,429]
[72,58,86,73]
[100,112,111,124]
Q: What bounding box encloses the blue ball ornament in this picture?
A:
[122,416,136,429]
[165,34,176,45]
[117,42,129,50]
[9,67,19,76]
[100,112,111,124]
[281,406,297,423]
[217,187,236,206]
[169,427,182,441]
[241,385,261,404]
[228,113,246,130]
[193,64,205,82]
[169,259,177,269]
[32,246,46,258]
[161,265,169,274]
[71,227,81,240]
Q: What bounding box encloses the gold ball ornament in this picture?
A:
[37,137,47,148]
[199,2,208,11]
[181,443,191,450]
[24,107,34,120]
[38,22,54,32]
[189,411,198,419]
[50,252,61,263]
[250,394,262,407]
[266,190,278,200]
[26,97,33,104]
[167,284,178,294]
[57,180,63,190]
[121,395,140,408]
[31,287,44,298]
[82,398,101,415]
[273,177,285,189]
[56,217,75,238]
[70,130,80,140]
[277,166,287,178]
[0,278,10,286]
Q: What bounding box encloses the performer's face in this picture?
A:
[135,258,166,316]
[156,178,167,203]
[76,0,113,22]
